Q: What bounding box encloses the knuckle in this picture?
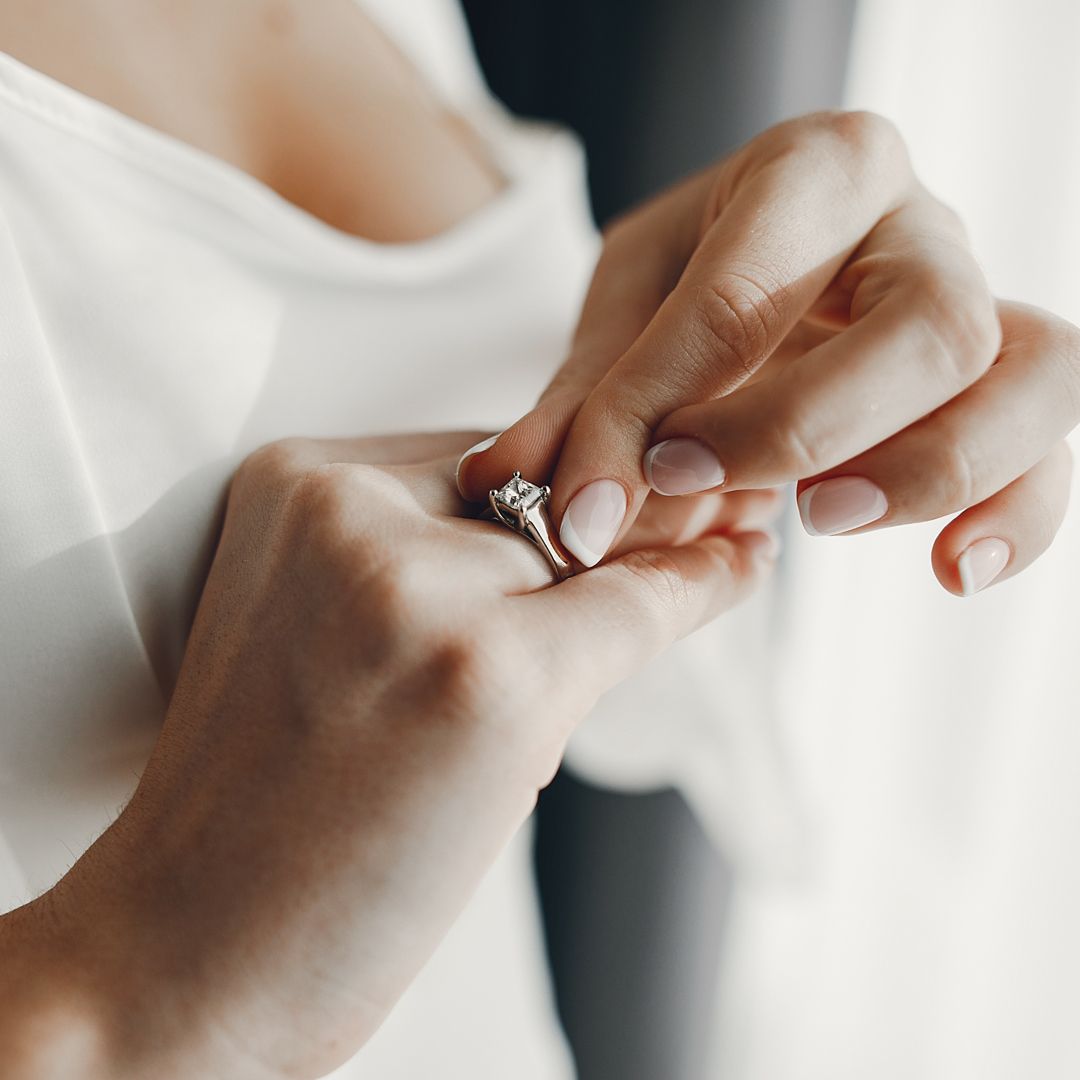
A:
[424,636,489,705]
[1044,318,1080,418]
[929,197,970,244]
[765,397,825,478]
[912,273,1001,385]
[231,438,311,506]
[614,549,694,619]
[687,274,782,387]
[424,626,535,724]
[806,110,910,190]
[442,630,510,696]
[285,465,397,595]
[817,110,902,159]
[1029,484,1062,550]
[1034,442,1073,538]
[1060,439,1075,477]
[287,463,360,537]
[354,558,427,632]
[932,437,980,511]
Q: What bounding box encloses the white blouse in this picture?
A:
[6,1,1078,1078]
[0,0,795,1072]
[0,0,597,1074]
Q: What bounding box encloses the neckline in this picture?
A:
[0,28,555,277]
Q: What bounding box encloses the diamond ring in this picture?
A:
[483,472,574,582]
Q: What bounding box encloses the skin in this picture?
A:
[0,433,777,1077]
[2,0,1077,1074]
[0,0,504,240]
[460,113,1080,595]
[0,13,782,1073]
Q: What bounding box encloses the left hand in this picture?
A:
[35,430,776,1079]
[458,111,1079,596]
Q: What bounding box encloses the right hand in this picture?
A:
[25,431,776,1079]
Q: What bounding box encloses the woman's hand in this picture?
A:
[458,111,1080,596]
[16,431,776,1080]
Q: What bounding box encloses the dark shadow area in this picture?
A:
[463,0,857,223]
[534,775,732,1080]
[460,2,856,1075]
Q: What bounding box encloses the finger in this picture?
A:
[793,302,1080,535]
[315,441,499,518]
[613,487,785,554]
[651,197,1001,497]
[931,441,1072,596]
[455,171,718,501]
[525,530,778,697]
[311,430,494,468]
[367,452,560,593]
[462,112,914,509]
[544,114,922,566]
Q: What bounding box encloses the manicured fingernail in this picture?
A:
[559,479,627,567]
[643,438,726,496]
[455,433,501,498]
[957,537,1011,596]
[798,476,888,536]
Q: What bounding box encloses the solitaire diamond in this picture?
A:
[493,472,546,513]
[483,471,572,581]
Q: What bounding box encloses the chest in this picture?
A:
[0,0,503,240]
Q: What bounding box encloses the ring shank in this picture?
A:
[481,498,574,582]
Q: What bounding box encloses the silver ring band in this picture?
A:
[482,472,574,582]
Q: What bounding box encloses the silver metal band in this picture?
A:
[482,472,574,582]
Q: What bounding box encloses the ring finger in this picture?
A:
[794,302,1080,537]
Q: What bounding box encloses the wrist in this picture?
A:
[36,821,276,1080]
[0,890,120,1080]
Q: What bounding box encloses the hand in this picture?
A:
[22,431,776,1079]
[458,111,1079,596]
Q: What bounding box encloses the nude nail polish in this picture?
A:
[957,537,1011,596]
[559,480,627,567]
[798,476,888,536]
[643,438,726,495]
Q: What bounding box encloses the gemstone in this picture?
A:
[495,475,544,511]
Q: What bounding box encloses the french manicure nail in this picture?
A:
[957,537,1011,596]
[455,433,501,498]
[643,438,726,496]
[798,476,888,536]
[559,479,627,568]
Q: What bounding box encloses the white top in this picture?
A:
[7,1,1080,1077]
[0,1,791,1073]
[0,1,593,1074]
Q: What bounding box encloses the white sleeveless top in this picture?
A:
[0,0,793,1072]
[10,2,1078,1078]
[0,2,595,1074]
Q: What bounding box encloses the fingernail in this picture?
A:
[455,433,501,498]
[559,479,627,568]
[957,537,1011,596]
[643,438,726,496]
[798,476,888,536]
[739,529,783,561]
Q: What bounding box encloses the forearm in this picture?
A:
[0,843,272,1080]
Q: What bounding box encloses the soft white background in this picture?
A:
[706,4,1080,1078]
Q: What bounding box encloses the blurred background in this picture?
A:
[459,2,1080,1079]
[460,2,856,1077]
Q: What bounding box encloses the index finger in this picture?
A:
[550,113,913,564]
